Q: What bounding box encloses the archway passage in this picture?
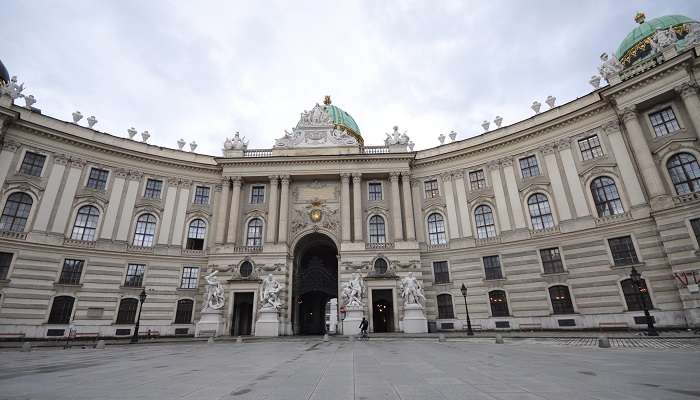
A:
[372,289,394,332]
[293,233,338,335]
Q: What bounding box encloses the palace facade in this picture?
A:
[1,13,700,338]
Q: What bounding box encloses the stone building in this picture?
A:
[0,13,699,338]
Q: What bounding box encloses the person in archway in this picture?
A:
[359,317,369,338]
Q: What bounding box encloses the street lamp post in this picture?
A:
[460,283,474,336]
[629,267,658,337]
[130,289,148,344]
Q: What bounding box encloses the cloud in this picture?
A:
[3,0,699,155]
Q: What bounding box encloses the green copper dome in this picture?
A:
[616,14,697,66]
[322,97,363,145]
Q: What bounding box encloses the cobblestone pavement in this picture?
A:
[1,339,700,400]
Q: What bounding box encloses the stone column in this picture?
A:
[171,180,191,246]
[677,83,700,141]
[603,122,646,206]
[51,159,84,234]
[116,171,142,241]
[100,169,127,240]
[541,144,572,220]
[33,154,68,232]
[410,179,426,243]
[488,161,512,232]
[278,175,290,243]
[266,176,280,243]
[557,139,590,218]
[352,173,363,242]
[226,177,242,244]
[157,177,180,245]
[215,178,230,244]
[390,172,404,241]
[0,140,19,190]
[441,173,460,239]
[620,106,666,198]
[340,173,351,242]
[500,158,527,229]
[452,171,472,237]
[401,173,416,240]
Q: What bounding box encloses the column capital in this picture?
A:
[115,168,129,178]
[389,171,401,181]
[440,172,453,182]
[1,139,20,152]
[620,106,638,122]
[556,137,571,149]
[69,158,86,169]
[675,82,699,99]
[54,154,70,166]
[214,183,223,192]
[352,173,362,183]
[602,120,621,135]
[180,179,192,189]
[128,170,143,181]
[268,175,279,183]
[539,143,556,155]
[167,176,180,185]
[230,176,242,186]
[486,160,501,171]
[340,173,351,182]
[280,175,290,185]
[499,157,513,167]
[401,172,412,181]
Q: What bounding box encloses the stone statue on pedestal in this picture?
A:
[598,53,623,83]
[400,272,425,306]
[341,273,364,307]
[260,274,281,310]
[202,270,225,311]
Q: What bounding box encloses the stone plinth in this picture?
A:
[255,307,279,337]
[402,303,428,333]
[342,305,363,336]
[195,310,224,337]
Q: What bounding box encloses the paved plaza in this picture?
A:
[1,338,699,400]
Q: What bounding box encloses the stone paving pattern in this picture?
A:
[1,339,699,400]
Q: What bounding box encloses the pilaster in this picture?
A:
[401,173,416,240]
[620,106,666,199]
[390,172,404,241]
[340,173,351,242]
[278,175,290,243]
[266,175,280,243]
[676,82,700,141]
[440,172,460,239]
[226,177,242,244]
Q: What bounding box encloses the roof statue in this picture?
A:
[597,52,623,83]
[273,96,362,149]
[224,132,248,151]
[0,76,25,101]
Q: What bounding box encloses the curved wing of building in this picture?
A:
[0,13,699,338]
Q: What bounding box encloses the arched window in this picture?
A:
[591,177,624,217]
[132,214,157,247]
[48,296,74,324]
[368,215,386,243]
[174,299,194,324]
[427,213,447,245]
[528,194,554,230]
[116,298,139,324]
[0,192,33,232]
[246,218,263,247]
[474,205,496,239]
[620,278,653,311]
[436,294,454,319]
[489,290,509,317]
[549,285,575,314]
[239,261,253,277]
[667,153,700,194]
[186,219,206,250]
[71,205,100,241]
[374,258,388,275]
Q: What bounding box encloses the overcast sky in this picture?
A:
[3,1,699,155]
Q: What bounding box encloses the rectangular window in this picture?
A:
[424,179,439,198]
[437,294,454,319]
[578,135,604,161]
[368,182,382,201]
[433,261,450,284]
[540,248,564,274]
[691,218,700,247]
[124,264,145,287]
[483,256,504,280]
[0,252,12,280]
[58,259,84,285]
[519,155,540,178]
[250,185,265,204]
[469,170,486,190]
[19,151,46,177]
[649,107,680,137]
[144,179,162,199]
[86,168,109,190]
[180,267,199,289]
[193,186,210,205]
[608,236,639,266]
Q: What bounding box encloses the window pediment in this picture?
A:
[578,163,618,182]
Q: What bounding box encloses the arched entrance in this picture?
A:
[293,233,338,335]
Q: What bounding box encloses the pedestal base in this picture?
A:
[402,303,428,333]
[342,305,364,336]
[195,310,224,337]
[255,307,279,337]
